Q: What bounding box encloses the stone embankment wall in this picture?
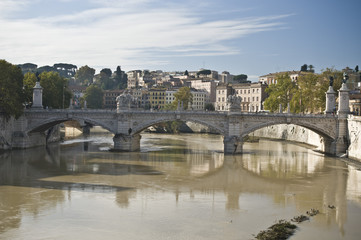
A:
[251,124,323,149]
[0,115,14,150]
[0,115,61,150]
[348,116,361,161]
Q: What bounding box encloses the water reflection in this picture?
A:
[0,134,361,239]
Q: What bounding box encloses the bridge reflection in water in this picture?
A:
[0,134,360,239]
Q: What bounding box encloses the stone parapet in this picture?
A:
[348,116,361,162]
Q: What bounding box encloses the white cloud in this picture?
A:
[0,0,291,71]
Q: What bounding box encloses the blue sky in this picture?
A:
[0,0,360,81]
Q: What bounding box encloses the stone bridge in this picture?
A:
[12,108,347,155]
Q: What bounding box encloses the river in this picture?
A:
[0,133,360,239]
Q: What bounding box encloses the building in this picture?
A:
[189,79,217,103]
[219,71,233,84]
[165,90,177,105]
[215,83,268,112]
[127,70,142,88]
[149,88,166,109]
[189,90,208,110]
[131,89,149,109]
[215,84,233,111]
[68,85,86,108]
[233,83,268,112]
[103,89,123,109]
[259,71,306,85]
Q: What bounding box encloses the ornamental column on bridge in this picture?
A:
[32,81,43,109]
[335,73,350,156]
[325,77,336,115]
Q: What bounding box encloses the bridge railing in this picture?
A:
[24,108,337,119]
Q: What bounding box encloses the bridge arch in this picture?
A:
[241,122,335,141]
[27,116,116,134]
[131,115,226,136]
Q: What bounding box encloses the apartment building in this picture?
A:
[165,90,177,105]
[149,88,166,109]
[103,89,124,109]
[189,79,217,103]
[127,70,142,88]
[189,90,208,110]
[259,71,306,85]
[215,84,233,111]
[219,71,233,84]
[131,89,149,109]
[233,83,268,112]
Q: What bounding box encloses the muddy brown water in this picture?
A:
[0,133,360,239]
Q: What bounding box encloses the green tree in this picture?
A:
[172,87,193,110]
[0,60,24,118]
[290,73,318,113]
[100,68,112,77]
[314,68,343,112]
[39,71,72,109]
[301,64,308,72]
[197,69,211,77]
[53,63,77,78]
[264,73,297,112]
[308,64,314,73]
[99,72,115,90]
[205,103,215,111]
[23,72,37,104]
[83,84,103,109]
[114,66,127,89]
[75,65,95,86]
[233,74,249,83]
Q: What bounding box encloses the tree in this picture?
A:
[290,73,318,113]
[18,63,37,74]
[264,73,297,112]
[0,60,24,118]
[39,71,72,109]
[99,72,115,90]
[83,84,103,109]
[184,70,189,76]
[172,87,193,110]
[23,72,37,104]
[197,69,211,77]
[314,68,343,111]
[205,103,215,111]
[114,66,127,89]
[100,68,112,77]
[53,63,77,78]
[233,74,249,83]
[37,65,55,73]
[308,64,314,73]
[301,64,308,72]
[75,65,95,86]
[356,65,359,72]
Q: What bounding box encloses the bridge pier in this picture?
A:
[224,136,243,154]
[82,125,91,136]
[113,134,141,152]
